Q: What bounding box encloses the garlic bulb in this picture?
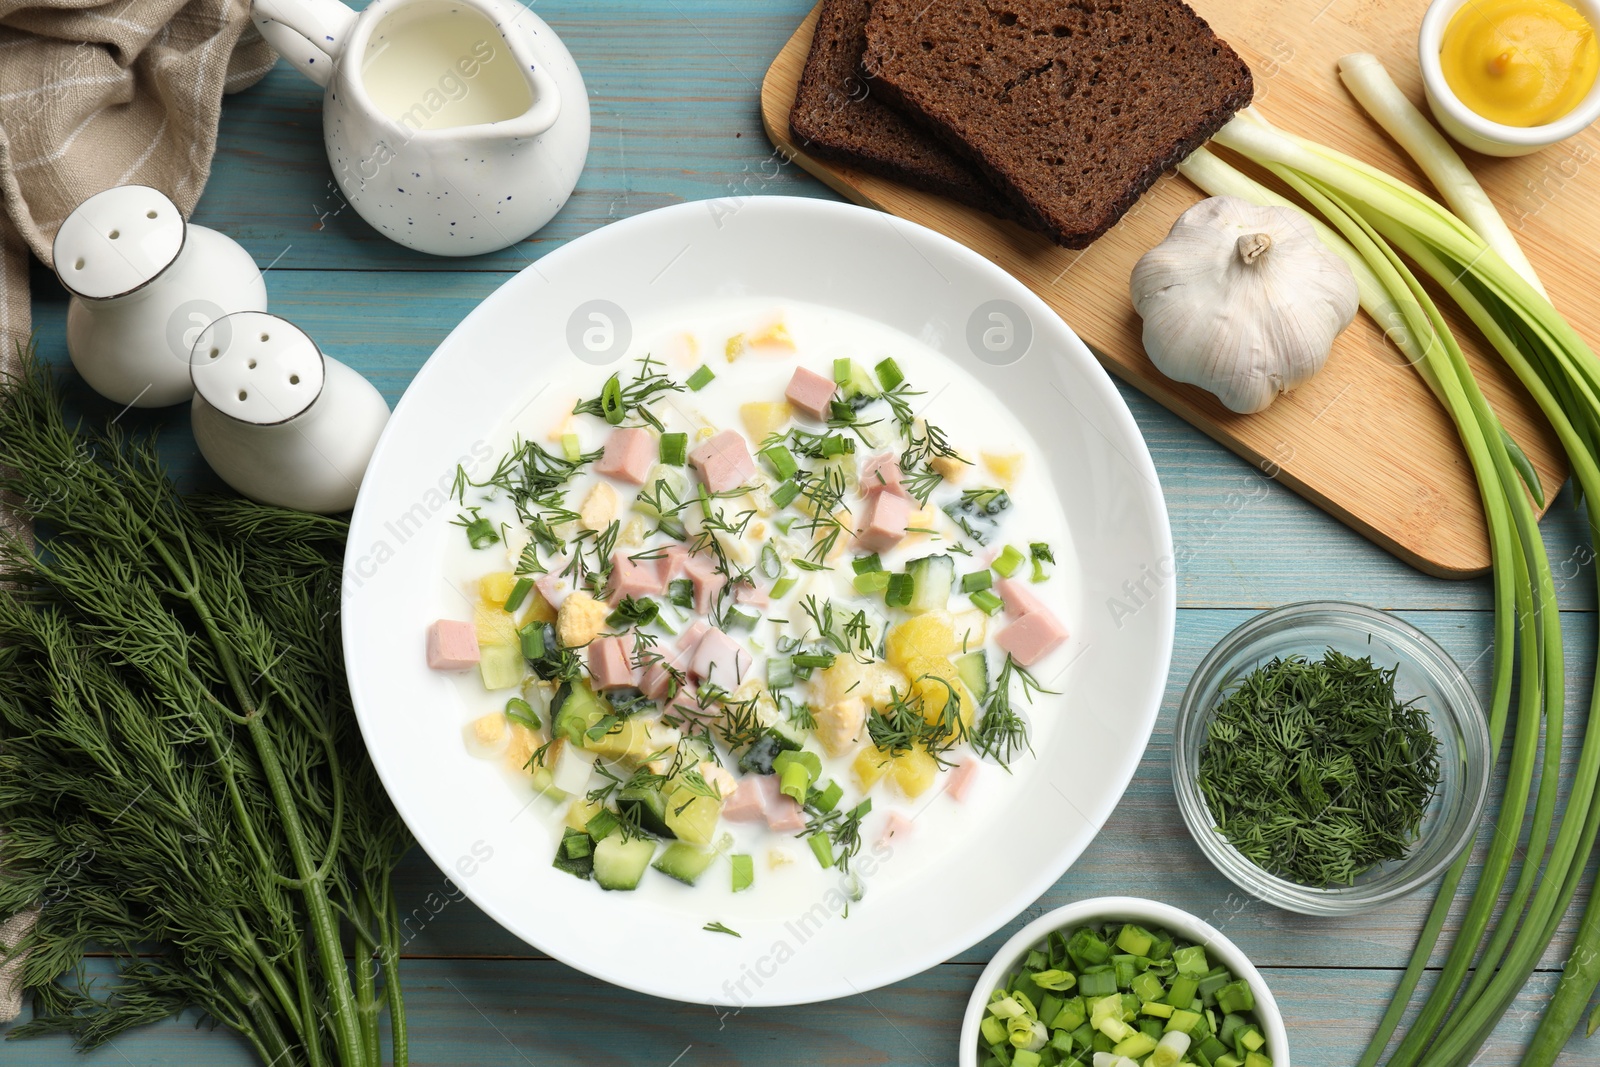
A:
[1130,196,1359,414]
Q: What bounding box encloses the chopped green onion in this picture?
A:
[517,621,546,660]
[667,579,694,609]
[993,544,1026,577]
[960,570,993,594]
[769,575,797,599]
[813,779,843,813]
[599,373,625,425]
[504,697,541,731]
[767,656,795,689]
[792,652,835,670]
[1029,542,1054,583]
[686,364,715,391]
[875,357,905,391]
[561,433,582,462]
[759,544,782,580]
[884,572,913,607]
[503,576,534,613]
[807,833,835,869]
[770,479,801,509]
[724,607,757,632]
[760,444,798,479]
[778,762,811,805]
[464,516,498,550]
[731,854,753,892]
[819,434,854,458]
[852,553,883,574]
[833,357,853,383]
[853,571,891,595]
[659,432,688,466]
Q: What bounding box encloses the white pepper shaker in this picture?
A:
[189,312,389,513]
[53,185,267,408]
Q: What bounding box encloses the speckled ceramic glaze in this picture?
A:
[252,0,589,255]
[190,311,390,513]
[54,185,267,407]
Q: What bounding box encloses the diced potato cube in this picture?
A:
[890,746,939,798]
[740,401,793,442]
[904,656,977,735]
[525,589,557,624]
[982,451,1024,485]
[665,789,721,845]
[749,321,796,349]
[566,797,602,830]
[578,482,618,531]
[620,518,646,547]
[480,571,518,607]
[725,333,747,361]
[951,609,988,649]
[474,604,519,647]
[768,848,795,870]
[931,452,970,482]
[853,745,891,791]
[885,611,959,669]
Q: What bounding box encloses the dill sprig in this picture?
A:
[571,355,683,431]
[974,655,1047,769]
[0,349,409,1066]
[1196,649,1442,887]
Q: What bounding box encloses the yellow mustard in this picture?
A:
[1441,0,1599,126]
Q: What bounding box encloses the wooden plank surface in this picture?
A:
[5,1,1599,1064]
[757,1,1591,579]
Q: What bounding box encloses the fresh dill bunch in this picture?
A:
[0,349,411,1067]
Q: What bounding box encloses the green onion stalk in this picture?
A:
[1184,98,1600,1064]
[0,350,411,1066]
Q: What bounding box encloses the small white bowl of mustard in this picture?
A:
[1420,0,1600,156]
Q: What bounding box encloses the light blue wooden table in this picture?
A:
[7,2,1599,1063]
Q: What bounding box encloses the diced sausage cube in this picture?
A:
[535,568,573,610]
[860,452,910,499]
[683,553,728,614]
[760,774,807,833]
[426,619,480,670]
[734,581,769,608]
[784,366,837,420]
[878,810,914,848]
[690,627,750,690]
[595,427,656,485]
[996,609,1069,666]
[995,577,1047,619]
[721,777,767,823]
[947,758,980,802]
[689,430,757,493]
[853,490,912,552]
[606,551,665,604]
[586,635,637,689]
[654,543,689,583]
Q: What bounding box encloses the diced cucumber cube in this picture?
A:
[478,643,525,691]
[652,839,720,885]
[956,650,990,702]
[905,554,954,613]
[731,853,754,892]
[592,834,656,890]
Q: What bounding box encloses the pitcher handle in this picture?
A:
[252,0,358,88]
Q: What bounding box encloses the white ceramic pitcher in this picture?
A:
[252,0,589,255]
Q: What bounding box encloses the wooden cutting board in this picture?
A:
[759,1,1591,578]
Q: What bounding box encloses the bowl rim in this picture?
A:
[1171,600,1491,915]
[957,896,1291,1067]
[1419,0,1600,147]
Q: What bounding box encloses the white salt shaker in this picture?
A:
[53,185,267,408]
[189,312,390,513]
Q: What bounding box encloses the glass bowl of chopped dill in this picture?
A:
[1172,601,1491,915]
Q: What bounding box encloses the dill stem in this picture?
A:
[383,885,410,1067]
[290,937,330,1067]
[144,516,366,1067]
[222,966,296,1067]
[354,893,382,1067]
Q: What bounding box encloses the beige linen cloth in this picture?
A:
[0,0,275,1022]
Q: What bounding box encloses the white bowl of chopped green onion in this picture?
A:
[961,896,1289,1067]
[1172,601,1491,916]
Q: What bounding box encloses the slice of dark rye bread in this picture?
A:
[860,0,1254,248]
[788,0,1023,222]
